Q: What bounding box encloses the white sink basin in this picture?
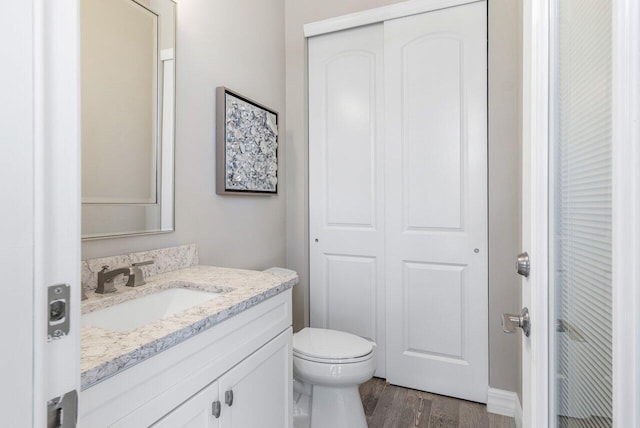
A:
[82,288,221,332]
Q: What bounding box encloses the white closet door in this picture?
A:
[384,1,488,402]
[308,23,386,376]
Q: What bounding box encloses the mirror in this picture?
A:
[81,0,176,239]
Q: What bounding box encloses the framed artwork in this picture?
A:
[216,87,278,195]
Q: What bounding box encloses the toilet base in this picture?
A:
[310,385,367,428]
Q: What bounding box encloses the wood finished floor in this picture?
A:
[359,378,515,428]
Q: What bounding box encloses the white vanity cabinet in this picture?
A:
[80,289,293,428]
[153,329,291,428]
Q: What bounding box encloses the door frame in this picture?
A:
[520,0,549,426]
[522,0,640,426]
[611,0,640,425]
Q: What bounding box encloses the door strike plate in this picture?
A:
[47,389,78,428]
[48,284,70,341]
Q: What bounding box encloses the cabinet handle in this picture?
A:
[212,400,221,418]
[225,390,234,407]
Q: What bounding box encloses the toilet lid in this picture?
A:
[293,328,373,361]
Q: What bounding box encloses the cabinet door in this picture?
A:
[219,328,292,428]
[151,381,221,428]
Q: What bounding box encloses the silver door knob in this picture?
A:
[502,307,530,337]
[516,252,530,277]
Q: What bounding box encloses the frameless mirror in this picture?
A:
[81,0,176,239]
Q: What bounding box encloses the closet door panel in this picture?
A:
[325,254,377,342]
[308,24,386,376]
[325,54,375,228]
[384,1,488,403]
[403,37,463,230]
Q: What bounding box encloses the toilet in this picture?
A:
[264,268,376,428]
[292,328,376,428]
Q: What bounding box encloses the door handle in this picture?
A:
[516,252,530,277]
[502,308,530,337]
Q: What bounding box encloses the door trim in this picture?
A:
[612,0,640,425]
[303,0,481,37]
[521,0,549,426]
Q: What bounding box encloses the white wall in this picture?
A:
[82,0,287,273]
[284,0,522,394]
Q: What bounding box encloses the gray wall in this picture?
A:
[487,0,522,394]
[83,0,287,273]
[284,0,522,393]
[516,0,523,402]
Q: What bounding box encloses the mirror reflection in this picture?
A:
[81,0,176,239]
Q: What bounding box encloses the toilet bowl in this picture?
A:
[293,328,376,428]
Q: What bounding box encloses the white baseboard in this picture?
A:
[486,387,519,419]
[514,394,522,428]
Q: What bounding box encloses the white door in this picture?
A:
[308,23,387,376]
[1,1,81,426]
[384,2,488,403]
[521,0,640,426]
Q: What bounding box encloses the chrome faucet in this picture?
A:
[95,260,154,294]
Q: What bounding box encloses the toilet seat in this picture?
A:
[293,328,374,364]
[293,349,374,364]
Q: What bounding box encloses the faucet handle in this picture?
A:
[132,260,154,267]
[126,260,154,287]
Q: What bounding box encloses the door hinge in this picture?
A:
[47,390,78,428]
[48,284,70,341]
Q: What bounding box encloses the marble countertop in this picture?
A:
[81,265,297,390]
